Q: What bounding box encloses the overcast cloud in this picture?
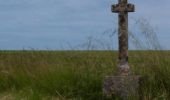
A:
[0,0,169,50]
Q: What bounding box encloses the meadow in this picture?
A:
[0,50,170,100]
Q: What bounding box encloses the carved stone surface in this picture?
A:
[103,76,140,100]
[118,63,130,76]
[111,0,135,76]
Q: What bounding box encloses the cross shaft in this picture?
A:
[112,0,135,76]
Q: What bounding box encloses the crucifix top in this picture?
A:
[112,0,135,13]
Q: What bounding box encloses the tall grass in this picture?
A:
[0,51,116,99]
[0,50,170,99]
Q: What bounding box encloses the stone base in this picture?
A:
[103,76,140,100]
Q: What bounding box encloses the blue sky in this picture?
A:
[0,0,169,50]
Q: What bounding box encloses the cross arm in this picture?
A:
[112,3,135,13]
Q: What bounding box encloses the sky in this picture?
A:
[0,0,169,50]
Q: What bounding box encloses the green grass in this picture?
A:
[0,50,170,100]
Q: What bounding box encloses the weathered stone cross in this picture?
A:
[112,0,135,76]
[104,0,140,99]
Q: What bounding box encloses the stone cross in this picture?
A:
[103,1,139,99]
[112,0,135,76]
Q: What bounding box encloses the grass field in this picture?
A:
[0,50,170,100]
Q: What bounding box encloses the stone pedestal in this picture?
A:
[103,76,140,100]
